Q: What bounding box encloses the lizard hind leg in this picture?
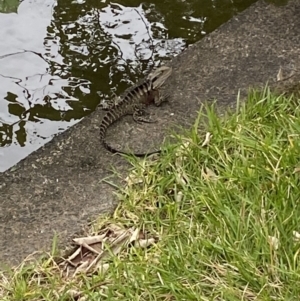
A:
[133,106,156,123]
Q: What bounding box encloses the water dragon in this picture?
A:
[99,66,172,157]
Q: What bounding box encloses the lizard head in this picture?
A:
[148,66,172,90]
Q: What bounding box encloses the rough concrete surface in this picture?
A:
[0,0,300,266]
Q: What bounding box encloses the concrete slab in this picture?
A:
[1,0,299,266]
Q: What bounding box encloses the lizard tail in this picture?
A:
[103,138,161,157]
[100,111,161,157]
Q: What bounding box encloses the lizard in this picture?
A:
[99,65,172,157]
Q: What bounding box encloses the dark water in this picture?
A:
[0,0,274,171]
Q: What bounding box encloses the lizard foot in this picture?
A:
[133,108,156,123]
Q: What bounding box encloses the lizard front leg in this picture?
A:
[132,104,156,123]
[153,89,170,106]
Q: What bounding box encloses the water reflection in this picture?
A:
[0,0,257,171]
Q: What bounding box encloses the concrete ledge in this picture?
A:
[1,0,299,266]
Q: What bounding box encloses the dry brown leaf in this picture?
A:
[268,235,279,250]
[108,223,125,233]
[201,132,212,147]
[175,191,183,203]
[125,174,143,186]
[129,228,140,244]
[61,223,156,277]
[96,263,110,275]
[175,140,191,157]
[85,251,108,273]
[84,228,132,273]
[110,228,132,247]
[81,243,101,255]
[135,238,155,248]
[110,235,131,256]
[293,167,300,174]
[175,172,187,186]
[73,234,107,246]
[74,260,91,275]
[206,167,218,179]
[293,231,300,241]
[202,167,218,181]
[66,246,83,263]
[66,289,82,299]
[277,67,283,81]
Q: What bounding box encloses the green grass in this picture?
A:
[1,88,300,300]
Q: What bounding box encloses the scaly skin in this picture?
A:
[99,66,172,157]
